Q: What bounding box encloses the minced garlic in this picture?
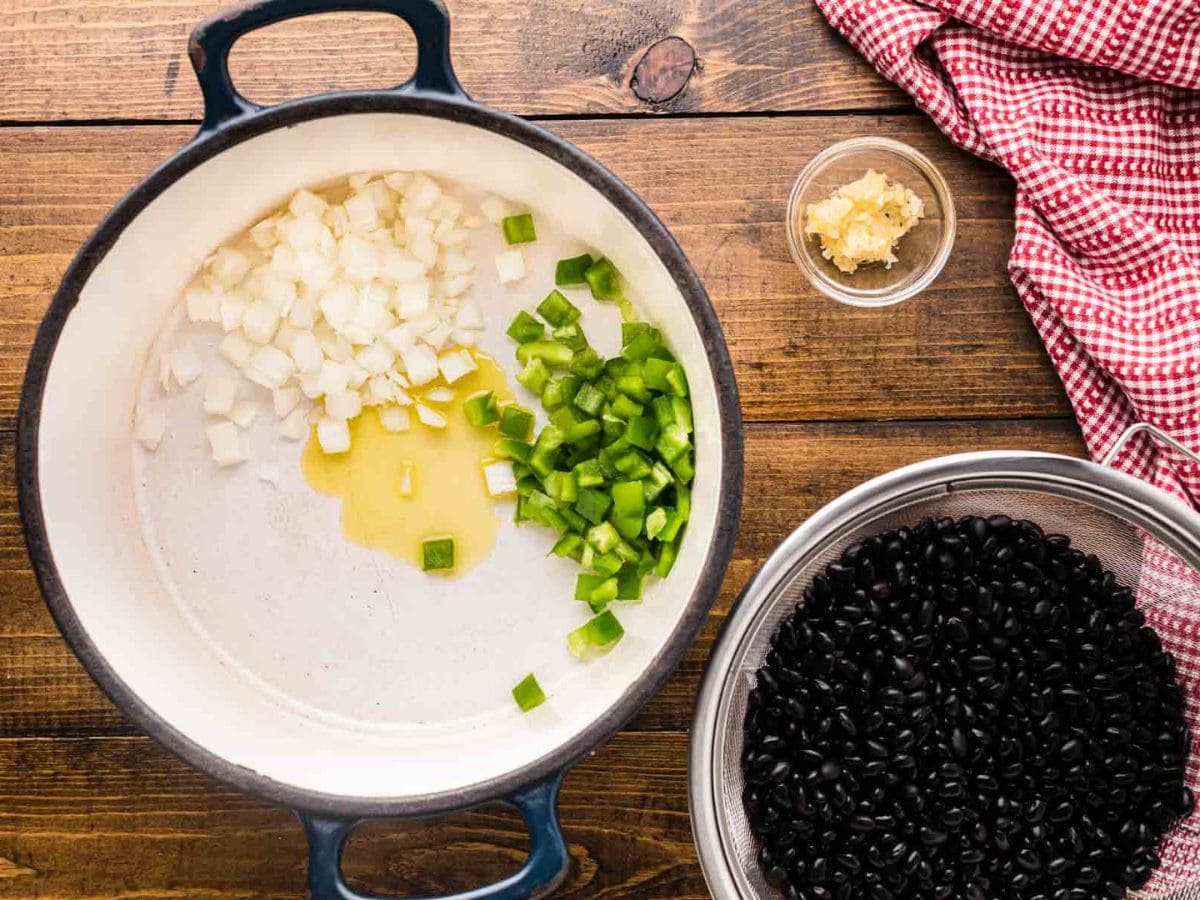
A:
[804,169,924,274]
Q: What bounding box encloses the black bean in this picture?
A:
[741,514,1190,899]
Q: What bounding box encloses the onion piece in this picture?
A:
[170,343,204,386]
[228,400,258,429]
[280,408,310,441]
[203,374,240,416]
[438,349,477,384]
[495,249,526,284]
[415,403,447,429]
[379,406,411,433]
[316,417,351,454]
[482,461,517,497]
[206,421,244,466]
[134,404,167,450]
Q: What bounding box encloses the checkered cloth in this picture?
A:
[815,0,1200,507]
[814,0,1200,893]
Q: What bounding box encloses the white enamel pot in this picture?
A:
[16,1,744,897]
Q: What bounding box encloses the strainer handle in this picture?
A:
[1101,423,1200,469]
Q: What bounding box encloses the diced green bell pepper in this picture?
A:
[584,257,624,302]
[655,423,691,463]
[574,383,606,417]
[517,357,550,394]
[570,348,604,379]
[538,290,582,327]
[517,341,574,369]
[555,253,594,285]
[625,415,660,451]
[574,487,612,525]
[552,324,587,352]
[507,310,545,344]
[421,537,455,572]
[499,404,534,440]
[545,470,578,504]
[502,213,537,244]
[511,673,546,711]
[493,438,532,463]
[567,610,625,658]
[463,390,500,427]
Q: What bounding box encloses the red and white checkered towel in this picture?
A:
[815,0,1200,507]
[814,0,1200,892]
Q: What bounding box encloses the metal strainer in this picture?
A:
[690,426,1200,900]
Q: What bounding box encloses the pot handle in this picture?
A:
[297,772,570,900]
[188,0,468,134]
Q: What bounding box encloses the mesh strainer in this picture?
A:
[689,427,1200,900]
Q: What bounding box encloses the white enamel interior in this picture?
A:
[36,113,724,800]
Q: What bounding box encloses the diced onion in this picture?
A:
[438,349,477,384]
[206,421,244,466]
[203,374,240,416]
[415,403,447,429]
[170,343,204,386]
[164,173,496,463]
[379,406,411,432]
[316,417,351,453]
[482,461,517,497]
[134,404,167,450]
[495,249,526,284]
[228,400,258,429]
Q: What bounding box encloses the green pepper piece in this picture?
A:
[584,258,624,302]
[463,390,500,427]
[570,348,604,379]
[574,487,612,525]
[555,253,594,285]
[421,537,455,572]
[507,310,545,344]
[501,213,537,244]
[511,673,546,711]
[672,396,693,433]
[616,565,644,601]
[537,289,582,327]
[553,533,585,559]
[655,423,691,463]
[616,374,653,403]
[625,415,660,451]
[516,341,574,369]
[552,324,588,352]
[545,470,578,504]
[655,539,680,578]
[493,438,532,463]
[592,551,624,576]
[499,404,534,440]
[516,357,550,394]
[564,419,601,444]
[573,383,606,417]
[642,357,675,393]
[567,610,624,658]
[610,394,644,421]
[573,458,605,488]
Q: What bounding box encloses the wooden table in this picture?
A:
[0,1,1084,896]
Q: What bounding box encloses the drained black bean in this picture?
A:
[743,515,1191,899]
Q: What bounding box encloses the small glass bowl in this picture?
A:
[786,136,956,307]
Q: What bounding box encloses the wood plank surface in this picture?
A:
[0,731,706,898]
[0,116,1066,429]
[0,418,1085,741]
[0,1,905,123]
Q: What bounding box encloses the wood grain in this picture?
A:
[0,0,905,123]
[0,418,1085,740]
[0,732,705,898]
[0,116,1065,430]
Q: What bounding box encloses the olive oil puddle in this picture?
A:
[302,353,515,577]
